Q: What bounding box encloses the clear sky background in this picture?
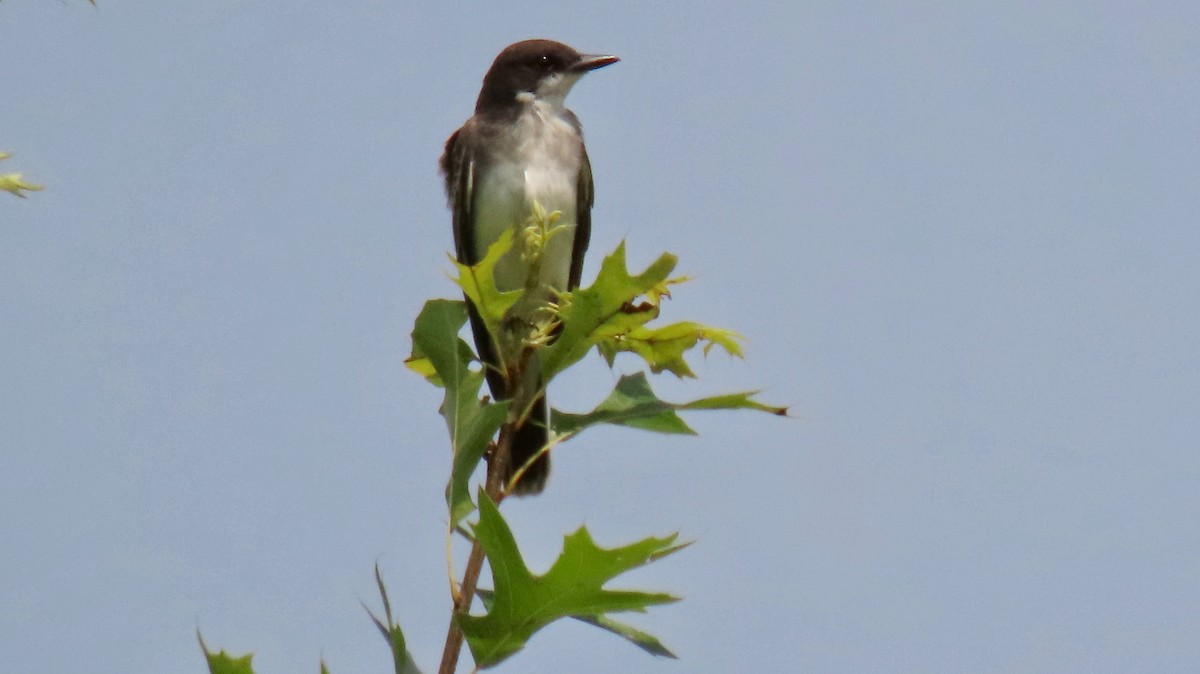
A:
[3,2,1198,673]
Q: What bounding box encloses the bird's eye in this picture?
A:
[536,54,555,71]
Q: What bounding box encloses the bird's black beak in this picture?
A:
[571,53,620,73]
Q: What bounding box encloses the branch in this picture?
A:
[437,417,515,674]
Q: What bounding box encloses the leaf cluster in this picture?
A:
[200,207,785,673]
[397,215,784,669]
[407,227,785,526]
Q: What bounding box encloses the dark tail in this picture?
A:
[466,302,551,495]
[506,394,550,495]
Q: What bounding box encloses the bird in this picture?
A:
[440,39,618,494]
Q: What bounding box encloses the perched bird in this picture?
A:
[440,39,618,494]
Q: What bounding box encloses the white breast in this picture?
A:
[516,101,582,217]
[474,101,582,292]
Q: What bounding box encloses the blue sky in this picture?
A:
[2,2,1198,672]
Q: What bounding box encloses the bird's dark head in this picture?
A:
[475,39,618,113]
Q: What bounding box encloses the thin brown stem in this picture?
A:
[437,422,513,674]
[436,539,484,674]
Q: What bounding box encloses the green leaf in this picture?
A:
[541,242,678,380]
[552,372,787,437]
[0,151,43,199]
[198,632,255,674]
[403,339,437,385]
[409,299,509,525]
[406,335,478,389]
[410,299,473,395]
[363,565,425,674]
[598,321,744,377]
[0,174,36,198]
[458,491,685,668]
[451,228,522,339]
[553,373,695,435]
[475,589,678,659]
[573,614,678,659]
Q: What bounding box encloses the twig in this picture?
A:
[436,540,485,674]
[437,421,514,674]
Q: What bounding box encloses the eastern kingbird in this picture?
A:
[440,39,618,495]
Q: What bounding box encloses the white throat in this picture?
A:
[514,71,583,110]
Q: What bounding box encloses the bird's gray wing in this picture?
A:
[569,139,594,289]
[442,122,509,398]
[441,124,478,265]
